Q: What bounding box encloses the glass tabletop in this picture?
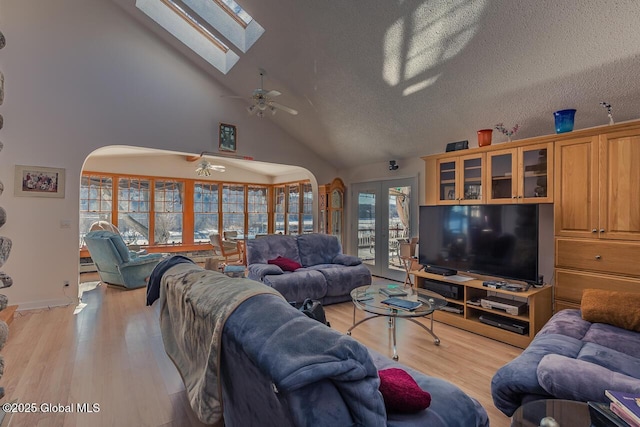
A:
[351,283,448,317]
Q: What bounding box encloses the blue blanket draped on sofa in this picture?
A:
[151,256,489,426]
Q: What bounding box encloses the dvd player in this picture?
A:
[480,296,527,315]
[479,314,528,335]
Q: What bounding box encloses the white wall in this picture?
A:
[0,0,336,309]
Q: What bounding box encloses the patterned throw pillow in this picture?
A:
[378,368,432,413]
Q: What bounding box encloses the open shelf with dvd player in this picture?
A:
[411,270,552,348]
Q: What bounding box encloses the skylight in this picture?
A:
[183,0,264,53]
[162,0,229,52]
[216,0,253,26]
[136,0,263,74]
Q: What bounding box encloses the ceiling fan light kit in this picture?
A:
[195,159,226,176]
[233,69,298,118]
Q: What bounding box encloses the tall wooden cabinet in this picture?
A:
[422,119,640,341]
[554,126,640,310]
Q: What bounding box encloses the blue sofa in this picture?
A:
[246,233,371,304]
[84,230,164,289]
[491,309,640,416]
[149,256,489,426]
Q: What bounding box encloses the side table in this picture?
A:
[511,399,591,427]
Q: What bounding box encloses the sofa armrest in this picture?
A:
[248,263,283,281]
[332,254,362,266]
[121,253,164,268]
[537,354,640,402]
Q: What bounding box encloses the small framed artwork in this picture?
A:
[14,165,66,198]
[219,123,237,152]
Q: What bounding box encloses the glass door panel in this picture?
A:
[388,186,411,273]
[356,189,376,268]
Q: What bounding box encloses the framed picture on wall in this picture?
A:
[219,123,237,152]
[14,165,66,198]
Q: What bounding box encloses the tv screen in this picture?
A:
[419,204,539,283]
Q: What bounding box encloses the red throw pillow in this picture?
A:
[378,368,431,413]
[267,256,302,272]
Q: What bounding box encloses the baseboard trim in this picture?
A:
[14,297,76,312]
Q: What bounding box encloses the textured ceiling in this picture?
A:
[124,0,640,170]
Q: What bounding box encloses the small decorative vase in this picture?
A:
[477,129,493,147]
[554,109,576,133]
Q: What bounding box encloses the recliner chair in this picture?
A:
[84,230,164,289]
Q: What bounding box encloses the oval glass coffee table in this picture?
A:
[348,284,448,360]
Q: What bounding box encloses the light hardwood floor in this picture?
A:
[0,275,521,426]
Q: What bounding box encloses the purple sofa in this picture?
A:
[491,309,640,416]
[246,233,371,304]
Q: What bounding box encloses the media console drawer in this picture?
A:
[555,269,640,305]
[555,238,640,277]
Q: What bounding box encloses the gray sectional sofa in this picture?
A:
[246,233,371,304]
[491,308,640,416]
[149,256,490,426]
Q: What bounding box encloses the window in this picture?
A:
[302,183,313,234]
[274,186,286,234]
[154,180,184,244]
[222,184,245,236]
[194,182,219,242]
[287,184,300,235]
[247,186,268,237]
[118,178,151,246]
[80,172,311,253]
[79,175,113,247]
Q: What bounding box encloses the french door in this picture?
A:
[351,177,417,281]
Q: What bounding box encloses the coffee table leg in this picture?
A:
[406,314,441,345]
[347,314,379,336]
[391,316,399,360]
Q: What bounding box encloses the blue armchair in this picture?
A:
[84,230,164,289]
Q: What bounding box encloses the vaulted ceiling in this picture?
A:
[118,0,640,170]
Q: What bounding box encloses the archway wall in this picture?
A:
[0,0,336,309]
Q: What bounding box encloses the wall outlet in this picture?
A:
[63,281,70,287]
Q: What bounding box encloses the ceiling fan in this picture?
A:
[225,69,298,117]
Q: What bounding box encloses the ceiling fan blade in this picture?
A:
[221,95,247,99]
[270,101,298,116]
[265,90,281,97]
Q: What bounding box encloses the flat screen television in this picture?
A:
[419,204,539,284]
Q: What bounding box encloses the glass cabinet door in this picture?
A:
[519,143,554,203]
[460,154,484,203]
[487,149,517,203]
[437,159,458,204]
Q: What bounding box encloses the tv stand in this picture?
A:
[412,270,552,348]
[423,265,457,276]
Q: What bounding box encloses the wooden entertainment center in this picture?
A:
[413,271,551,348]
[418,119,640,347]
